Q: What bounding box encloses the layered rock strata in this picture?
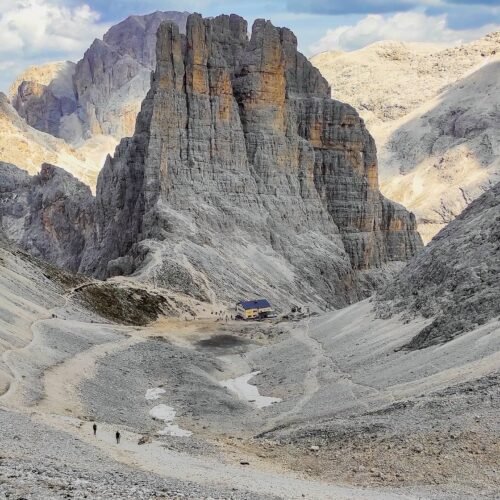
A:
[79,14,422,307]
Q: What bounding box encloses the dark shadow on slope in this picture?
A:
[75,283,174,326]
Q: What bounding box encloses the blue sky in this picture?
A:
[1,0,500,92]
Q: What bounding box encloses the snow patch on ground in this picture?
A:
[149,404,192,437]
[220,371,282,409]
[145,387,166,401]
[145,387,192,437]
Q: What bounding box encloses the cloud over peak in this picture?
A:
[0,0,110,91]
[309,11,500,53]
[0,0,109,55]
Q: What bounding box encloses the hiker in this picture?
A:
[116,430,121,444]
[93,423,97,436]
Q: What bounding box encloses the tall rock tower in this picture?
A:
[81,14,422,308]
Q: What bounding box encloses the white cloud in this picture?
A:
[0,0,110,92]
[0,0,109,55]
[310,11,500,53]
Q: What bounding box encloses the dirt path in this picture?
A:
[37,335,141,416]
[5,312,413,499]
[262,313,399,433]
[0,282,89,401]
[35,412,412,500]
[1,301,455,500]
[0,307,63,403]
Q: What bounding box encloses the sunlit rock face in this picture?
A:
[311,34,500,243]
[80,14,422,308]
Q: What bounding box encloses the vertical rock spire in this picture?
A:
[81,13,422,307]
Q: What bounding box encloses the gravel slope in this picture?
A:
[0,230,498,498]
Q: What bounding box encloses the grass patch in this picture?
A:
[75,283,172,326]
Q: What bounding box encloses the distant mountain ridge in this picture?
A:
[9,11,190,145]
[311,33,500,242]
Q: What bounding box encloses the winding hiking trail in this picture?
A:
[0,313,414,500]
[37,335,140,415]
[33,409,410,500]
[0,281,108,404]
[262,311,396,434]
[5,288,489,499]
[1,298,418,500]
[1,307,63,404]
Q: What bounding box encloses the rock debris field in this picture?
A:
[0,239,498,499]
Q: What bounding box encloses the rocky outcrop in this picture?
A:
[11,62,77,140]
[376,181,500,349]
[80,14,422,308]
[0,162,94,272]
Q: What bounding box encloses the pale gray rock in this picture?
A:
[12,62,77,139]
[80,14,422,308]
[0,409,270,499]
[72,11,189,140]
[376,181,500,349]
[0,162,32,242]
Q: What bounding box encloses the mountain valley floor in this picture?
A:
[0,249,498,499]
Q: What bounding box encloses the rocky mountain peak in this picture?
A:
[1,13,422,308]
[10,11,190,145]
[77,13,422,307]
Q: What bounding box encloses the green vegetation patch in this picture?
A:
[75,283,173,326]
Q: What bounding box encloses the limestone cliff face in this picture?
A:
[0,162,94,273]
[13,78,77,139]
[81,14,422,308]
